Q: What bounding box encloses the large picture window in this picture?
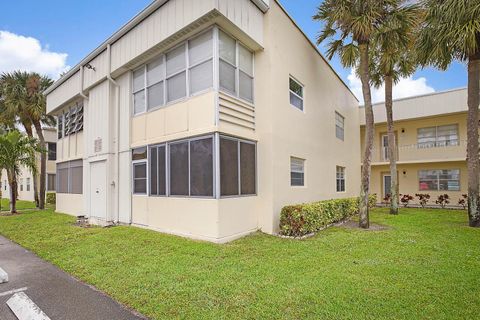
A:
[417,124,459,148]
[419,169,460,191]
[220,136,256,197]
[56,159,83,194]
[132,28,254,115]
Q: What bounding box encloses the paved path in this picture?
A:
[0,235,146,320]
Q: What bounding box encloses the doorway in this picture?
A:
[90,161,107,221]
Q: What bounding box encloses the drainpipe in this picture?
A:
[106,44,121,225]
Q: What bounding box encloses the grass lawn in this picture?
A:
[0,198,37,212]
[0,208,479,319]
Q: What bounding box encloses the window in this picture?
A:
[47,174,56,191]
[336,166,345,192]
[133,30,215,115]
[57,114,63,139]
[419,169,460,191]
[220,136,256,196]
[290,157,305,186]
[335,112,345,140]
[132,147,147,194]
[190,138,214,196]
[169,141,189,196]
[289,77,304,111]
[48,143,57,161]
[61,102,84,137]
[20,179,23,192]
[149,145,166,196]
[219,31,254,102]
[418,124,459,148]
[56,160,83,194]
[26,178,31,192]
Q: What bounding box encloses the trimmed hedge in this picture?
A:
[279,194,377,237]
[46,192,56,205]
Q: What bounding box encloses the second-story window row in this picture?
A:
[417,124,459,148]
[133,28,254,115]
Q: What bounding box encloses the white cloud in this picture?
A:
[0,30,69,79]
[348,68,435,105]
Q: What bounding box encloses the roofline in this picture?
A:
[273,0,359,102]
[45,0,168,95]
[359,87,467,108]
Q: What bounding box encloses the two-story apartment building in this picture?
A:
[360,88,470,205]
[45,0,361,242]
[1,127,57,202]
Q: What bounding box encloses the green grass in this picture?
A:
[0,198,37,211]
[0,208,479,319]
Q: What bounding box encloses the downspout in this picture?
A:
[106,44,121,225]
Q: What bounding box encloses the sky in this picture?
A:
[0,0,469,103]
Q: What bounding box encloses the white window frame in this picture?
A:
[290,157,305,187]
[336,166,346,192]
[418,169,461,191]
[132,147,148,195]
[289,76,304,111]
[417,124,459,149]
[335,112,345,141]
[218,135,257,198]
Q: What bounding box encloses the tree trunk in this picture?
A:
[467,55,480,227]
[33,121,46,210]
[7,170,17,214]
[385,75,398,215]
[23,124,40,207]
[359,42,374,229]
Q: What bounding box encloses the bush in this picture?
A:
[280,197,359,237]
[383,193,391,205]
[369,193,377,208]
[46,192,56,205]
[458,194,468,209]
[415,193,431,208]
[400,194,414,207]
[436,194,450,208]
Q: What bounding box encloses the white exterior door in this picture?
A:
[90,161,107,221]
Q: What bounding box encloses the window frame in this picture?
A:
[418,169,461,191]
[56,159,83,194]
[335,111,345,141]
[132,148,148,195]
[47,142,57,161]
[289,76,304,111]
[290,157,305,187]
[336,166,346,192]
[47,173,56,192]
[417,124,459,148]
[219,135,257,198]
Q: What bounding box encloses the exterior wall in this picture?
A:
[56,194,84,216]
[371,161,467,205]
[257,1,361,234]
[46,71,81,112]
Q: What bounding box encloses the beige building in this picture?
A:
[1,127,57,202]
[360,88,470,207]
[45,0,361,242]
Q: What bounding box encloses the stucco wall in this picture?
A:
[57,194,84,216]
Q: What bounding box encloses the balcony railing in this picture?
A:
[372,140,466,163]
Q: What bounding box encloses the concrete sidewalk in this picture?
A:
[0,235,146,320]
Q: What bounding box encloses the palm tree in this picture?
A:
[0,71,54,210]
[0,131,40,213]
[417,0,480,227]
[315,0,393,228]
[369,2,422,215]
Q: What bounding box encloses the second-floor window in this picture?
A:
[417,124,459,148]
[133,28,254,116]
[58,102,84,139]
[335,112,345,140]
[48,143,57,161]
[289,77,304,111]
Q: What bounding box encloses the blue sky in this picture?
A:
[0,0,468,101]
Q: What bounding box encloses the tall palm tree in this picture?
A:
[418,0,480,227]
[315,0,393,228]
[370,1,422,215]
[0,71,54,210]
[0,131,40,213]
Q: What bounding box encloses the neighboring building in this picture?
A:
[45,0,360,242]
[360,88,469,205]
[1,127,57,201]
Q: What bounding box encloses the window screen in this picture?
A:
[220,137,239,196]
[335,112,345,141]
[240,142,256,195]
[336,166,345,192]
[190,138,214,196]
[169,142,189,196]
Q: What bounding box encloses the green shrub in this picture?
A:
[46,192,56,205]
[369,193,377,208]
[280,198,359,237]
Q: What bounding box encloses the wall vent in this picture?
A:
[94,138,102,153]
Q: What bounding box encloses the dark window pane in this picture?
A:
[134,163,147,179]
[291,172,304,186]
[133,163,147,194]
[190,138,213,196]
[158,146,166,195]
[70,167,83,194]
[240,142,256,195]
[134,179,147,194]
[289,78,303,97]
[132,147,147,161]
[150,147,158,195]
[47,174,56,191]
[170,142,189,196]
[48,143,57,161]
[220,138,239,196]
